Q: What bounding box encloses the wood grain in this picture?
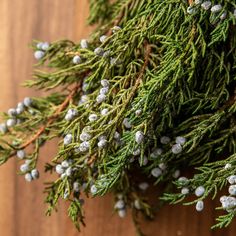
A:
[0,1,235,235]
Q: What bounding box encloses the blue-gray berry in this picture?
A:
[80,39,88,49]
[72,55,81,64]
[16,150,25,159]
[34,50,45,60]
[23,97,32,107]
[6,118,16,127]
[171,143,182,154]
[63,134,73,145]
[31,169,39,179]
[25,173,33,182]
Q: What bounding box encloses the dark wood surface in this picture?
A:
[0,1,235,235]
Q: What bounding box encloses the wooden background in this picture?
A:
[0,1,235,235]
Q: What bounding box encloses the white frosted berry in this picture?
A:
[79,95,89,104]
[25,173,33,182]
[0,123,7,134]
[117,209,126,218]
[65,113,74,121]
[34,50,45,60]
[80,39,88,49]
[151,167,162,178]
[171,144,183,154]
[112,26,121,33]
[227,175,236,185]
[178,177,189,186]
[89,114,98,122]
[23,97,32,107]
[150,148,163,158]
[41,42,50,51]
[36,42,44,49]
[99,35,107,43]
[8,108,17,117]
[159,163,167,171]
[194,0,202,5]
[79,141,90,152]
[173,169,180,178]
[139,155,148,166]
[73,182,80,192]
[114,200,125,209]
[134,200,141,210]
[135,109,142,116]
[20,163,29,172]
[63,134,73,145]
[224,163,232,170]
[123,118,132,129]
[220,12,227,20]
[201,1,211,10]
[72,55,81,64]
[211,4,222,13]
[160,136,170,144]
[16,150,25,159]
[16,107,23,115]
[100,87,109,95]
[98,139,107,148]
[31,169,39,179]
[61,160,70,168]
[187,6,195,14]
[96,94,106,103]
[90,185,97,194]
[66,167,72,176]
[229,185,236,196]
[101,108,109,116]
[55,164,64,175]
[94,47,104,56]
[181,187,189,195]
[103,50,111,58]
[114,131,121,140]
[6,118,16,127]
[135,131,144,144]
[80,132,92,141]
[101,79,109,87]
[68,108,78,116]
[138,182,149,191]
[195,186,205,197]
[196,200,204,211]
[133,148,140,156]
[175,136,186,145]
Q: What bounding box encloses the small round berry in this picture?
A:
[211,4,222,13]
[23,97,33,107]
[135,109,142,116]
[20,163,30,172]
[175,136,186,145]
[8,108,17,117]
[201,1,212,10]
[80,39,88,49]
[72,55,81,64]
[135,131,144,144]
[99,35,107,43]
[181,187,189,195]
[134,200,141,210]
[187,6,195,14]
[229,185,236,196]
[65,113,74,121]
[101,108,109,116]
[101,79,109,87]
[112,26,121,33]
[73,182,80,192]
[114,131,121,140]
[139,156,148,166]
[178,177,189,186]
[36,42,44,49]
[61,160,70,168]
[55,164,64,174]
[34,50,45,60]
[171,144,183,154]
[160,136,170,144]
[195,186,205,197]
[220,12,227,20]
[114,200,125,209]
[172,169,180,178]
[103,50,111,58]
[98,139,107,149]
[41,42,50,51]
[89,114,98,122]
[79,95,89,104]
[117,209,126,218]
[79,141,90,152]
[90,185,97,194]
[138,182,149,191]
[227,175,236,185]
[194,0,202,5]
[150,148,163,158]
[224,163,232,170]
[100,87,109,95]
[31,169,39,179]
[151,167,162,178]
[123,118,132,129]
[16,150,25,159]
[96,94,106,103]
[63,134,73,145]
[158,163,167,171]
[133,148,140,156]
[80,132,92,142]
[66,167,72,176]
[0,123,7,134]
[25,173,33,182]
[6,118,16,127]
[94,47,104,56]
[196,200,204,212]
